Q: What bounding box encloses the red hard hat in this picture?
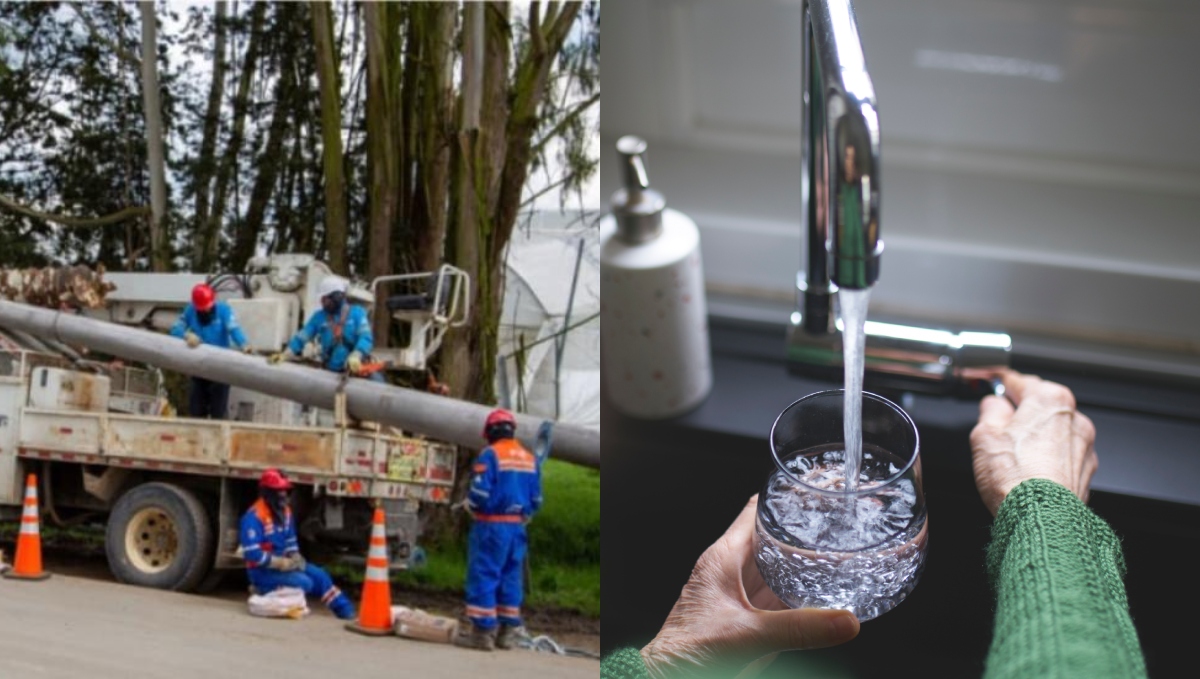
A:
[192,284,216,312]
[483,408,516,438]
[259,468,293,490]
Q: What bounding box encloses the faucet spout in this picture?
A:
[803,0,881,297]
[790,1,1010,394]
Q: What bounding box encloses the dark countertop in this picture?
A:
[603,318,1200,676]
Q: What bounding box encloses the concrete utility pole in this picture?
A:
[0,300,600,469]
[139,2,169,271]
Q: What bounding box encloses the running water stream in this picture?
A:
[840,288,871,492]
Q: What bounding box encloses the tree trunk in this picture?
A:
[395,4,420,272]
[364,1,401,345]
[414,2,455,274]
[204,1,267,272]
[138,1,169,272]
[440,0,486,403]
[192,1,227,268]
[235,25,295,272]
[436,2,586,513]
[492,4,582,259]
[311,1,348,275]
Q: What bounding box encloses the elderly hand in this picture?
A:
[640,495,860,678]
[184,331,202,349]
[970,371,1098,516]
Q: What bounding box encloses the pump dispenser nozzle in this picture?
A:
[612,136,665,244]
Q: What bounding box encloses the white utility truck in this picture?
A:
[0,254,471,591]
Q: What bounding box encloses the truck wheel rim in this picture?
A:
[125,507,178,574]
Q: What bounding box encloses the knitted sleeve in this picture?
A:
[984,479,1147,679]
[601,648,652,679]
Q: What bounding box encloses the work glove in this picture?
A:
[268,350,293,365]
[286,552,307,570]
[184,331,202,349]
[268,554,300,571]
[241,345,254,355]
[347,351,363,374]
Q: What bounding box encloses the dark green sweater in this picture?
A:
[601,479,1147,679]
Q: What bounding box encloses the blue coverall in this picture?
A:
[169,301,247,419]
[239,498,355,619]
[287,304,373,373]
[464,438,543,630]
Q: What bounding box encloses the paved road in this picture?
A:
[0,574,598,679]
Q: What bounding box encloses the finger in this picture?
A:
[1080,445,1098,504]
[1000,370,1040,407]
[1071,411,1096,485]
[725,494,760,541]
[1022,378,1076,411]
[751,608,860,652]
[977,395,1015,430]
[1072,411,1097,445]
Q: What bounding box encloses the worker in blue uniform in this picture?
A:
[170,283,251,419]
[269,276,377,378]
[454,409,543,651]
[239,468,356,620]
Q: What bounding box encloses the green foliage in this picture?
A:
[530,460,601,565]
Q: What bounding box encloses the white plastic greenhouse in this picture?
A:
[497,213,600,431]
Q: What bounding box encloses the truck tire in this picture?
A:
[105,482,214,592]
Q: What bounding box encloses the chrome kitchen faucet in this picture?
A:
[788,0,1011,396]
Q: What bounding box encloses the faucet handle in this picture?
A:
[612,135,665,245]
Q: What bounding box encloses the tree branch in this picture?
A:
[70,2,142,70]
[520,174,572,209]
[531,91,599,156]
[498,311,599,359]
[546,2,579,49]
[0,194,149,228]
[530,2,545,56]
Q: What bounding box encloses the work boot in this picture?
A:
[496,624,531,650]
[330,598,357,621]
[453,619,496,651]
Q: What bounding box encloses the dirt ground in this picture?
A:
[1,573,597,679]
[1,534,601,655]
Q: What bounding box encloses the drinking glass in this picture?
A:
[753,390,927,621]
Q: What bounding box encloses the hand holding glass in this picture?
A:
[754,390,927,621]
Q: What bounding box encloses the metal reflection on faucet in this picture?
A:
[788,1,1011,397]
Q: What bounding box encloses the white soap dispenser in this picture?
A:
[601,135,712,419]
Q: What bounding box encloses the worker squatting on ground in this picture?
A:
[170,283,251,419]
[269,276,378,379]
[454,409,543,652]
[239,469,357,620]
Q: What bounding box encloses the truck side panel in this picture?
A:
[106,416,224,464]
[0,375,24,504]
[19,409,103,454]
[228,427,337,473]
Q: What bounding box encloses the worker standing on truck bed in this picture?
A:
[240,468,357,620]
[454,409,543,651]
[170,283,251,419]
[269,276,377,379]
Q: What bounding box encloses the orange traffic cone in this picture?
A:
[345,507,393,635]
[4,474,51,581]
